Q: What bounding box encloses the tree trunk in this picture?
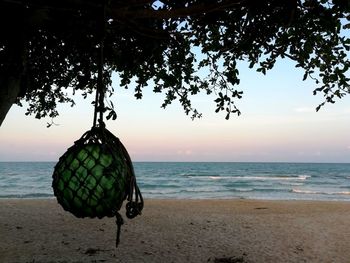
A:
[0,8,27,127]
[0,76,22,126]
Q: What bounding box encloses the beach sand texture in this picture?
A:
[0,199,350,263]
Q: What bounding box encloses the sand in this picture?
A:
[0,199,350,263]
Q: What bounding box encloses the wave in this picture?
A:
[182,173,229,178]
[234,188,254,192]
[205,175,311,181]
[292,189,350,196]
[279,182,304,186]
[0,193,53,199]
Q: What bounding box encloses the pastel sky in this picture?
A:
[1,59,350,162]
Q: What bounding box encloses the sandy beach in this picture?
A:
[0,199,350,263]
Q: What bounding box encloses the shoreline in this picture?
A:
[1,199,350,262]
[1,196,350,201]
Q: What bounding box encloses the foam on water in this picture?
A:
[292,188,350,195]
[206,175,310,181]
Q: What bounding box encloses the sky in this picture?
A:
[0,59,350,163]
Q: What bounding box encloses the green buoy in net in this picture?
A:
[52,126,143,247]
[52,5,143,246]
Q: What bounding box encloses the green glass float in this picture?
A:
[52,16,143,246]
[52,125,143,246]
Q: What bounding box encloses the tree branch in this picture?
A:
[0,0,245,20]
[110,0,244,20]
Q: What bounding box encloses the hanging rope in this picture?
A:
[95,2,143,246]
[93,2,107,129]
[52,1,143,248]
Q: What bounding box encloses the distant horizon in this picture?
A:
[1,160,350,164]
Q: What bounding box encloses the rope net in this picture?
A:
[52,126,143,246]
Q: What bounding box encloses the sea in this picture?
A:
[0,162,350,201]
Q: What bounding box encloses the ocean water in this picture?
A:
[0,162,349,201]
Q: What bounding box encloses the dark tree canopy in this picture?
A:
[0,0,350,126]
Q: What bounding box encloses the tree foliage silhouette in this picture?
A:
[0,0,349,126]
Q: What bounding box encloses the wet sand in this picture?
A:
[0,199,350,263]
